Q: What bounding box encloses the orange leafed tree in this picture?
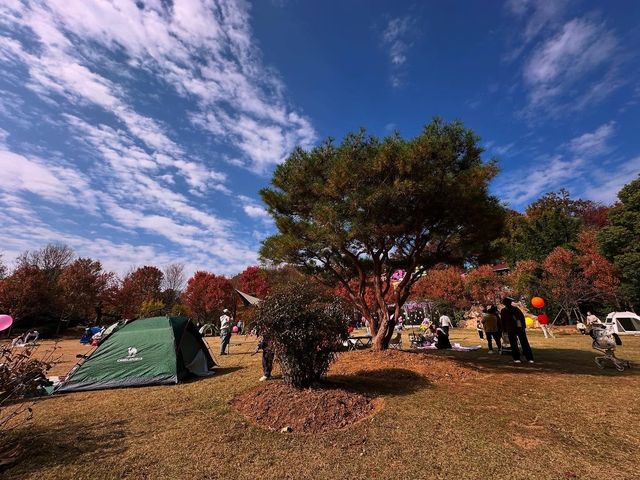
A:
[542,247,593,322]
[411,266,469,311]
[576,230,620,306]
[463,265,506,306]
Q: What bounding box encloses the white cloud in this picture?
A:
[569,122,615,157]
[505,0,570,53]
[495,122,635,208]
[381,16,415,88]
[0,0,310,275]
[521,17,621,113]
[493,143,515,156]
[0,147,99,213]
[238,195,271,222]
[583,157,640,204]
[1,0,315,171]
[496,154,583,206]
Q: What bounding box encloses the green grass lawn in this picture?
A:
[4,329,640,480]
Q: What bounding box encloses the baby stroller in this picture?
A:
[590,324,630,371]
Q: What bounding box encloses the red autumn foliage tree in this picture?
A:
[574,201,610,229]
[0,265,59,326]
[117,266,164,318]
[58,258,115,323]
[335,277,394,313]
[542,247,593,322]
[464,265,506,305]
[182,271,235,325]
[235,266,271,298]
[411,266,469,311]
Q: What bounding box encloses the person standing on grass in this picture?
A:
[254,335,274,382]
[537,312,554,338]
[476,319,484,340]
[219,308,232,355]
[439,313,452,336]
[482,305,502,354]
[586,311,601,326]
[500,297,534,364]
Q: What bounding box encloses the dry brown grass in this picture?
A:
[3,329,640,480]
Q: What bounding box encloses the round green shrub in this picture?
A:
[252,282,349,388]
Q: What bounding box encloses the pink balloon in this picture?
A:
[0,314,13,332]
[232,326,239,333]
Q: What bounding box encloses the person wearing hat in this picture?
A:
[219,308,232,355]
[500,297,534,363]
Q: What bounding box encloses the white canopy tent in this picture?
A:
[605,312,640,335]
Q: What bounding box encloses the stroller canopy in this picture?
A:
[58,316,215,392]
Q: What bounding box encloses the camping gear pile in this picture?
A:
[11,330,39,347]
[80,326,104,345]
[57,316,215,392]
[590,324,631,372]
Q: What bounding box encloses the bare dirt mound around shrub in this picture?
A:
[331,349,481,384]
[232,381,382,434]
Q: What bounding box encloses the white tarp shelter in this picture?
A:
[605,312,640,335]
[235,289,261,306]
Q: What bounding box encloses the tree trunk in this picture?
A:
[373,312,395,350]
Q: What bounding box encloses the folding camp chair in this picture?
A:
[408,333,422,349]
[389,332,403,350]
[500,332,512,355]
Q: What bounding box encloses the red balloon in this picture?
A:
[531,297,545,308]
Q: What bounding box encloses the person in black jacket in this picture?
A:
[254,335,274,381]
[500,297,534,363]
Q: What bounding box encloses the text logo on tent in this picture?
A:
[117,346,143,363]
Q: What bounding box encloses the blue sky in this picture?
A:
[1,1,639,276]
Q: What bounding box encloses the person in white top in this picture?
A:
[439,314,452,335]
[219,308,232,355]
[586,312,601,326]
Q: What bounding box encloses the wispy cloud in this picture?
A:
[569,122,615,157]
[504,0,570,60]
[381,16,415,88]
[0,0,312,275]
[238,195,271,222]
[504,2,626,117]
[583,157,640,204]
[0,145,99,214]
[495,154,583,206]
[523,18,620,112]
[494,121,635,208]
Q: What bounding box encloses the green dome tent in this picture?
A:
[58,316,216,393]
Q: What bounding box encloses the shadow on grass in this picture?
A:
[326,368,432,397]
[407,347,639,377]
[3,418,135,478]
[178,365,245,385]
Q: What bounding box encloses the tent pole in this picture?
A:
[550,308,563,327]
